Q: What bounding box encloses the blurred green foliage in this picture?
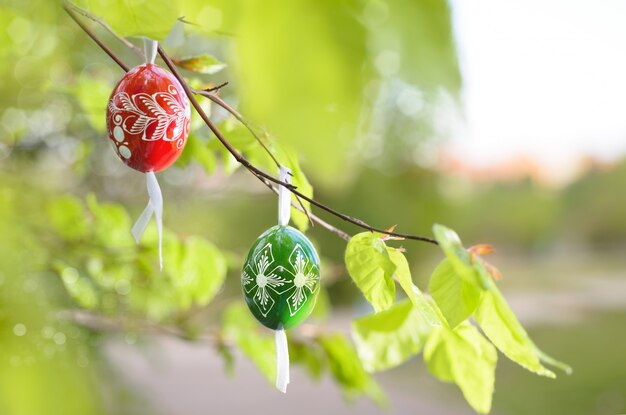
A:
[425,320,497,414]
[47,194,228,321]
[345,232,398,312]
[0,0,624,414]
[344,226,569,412]
[0,0,465,410]
[0,181,103,415]
[352,299,428,372]
[73,0,180,41]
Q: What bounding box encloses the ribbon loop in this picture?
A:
[131,172,163,271]
[275,166,292,393]
[275,328,290,393]
[278,166,292,226]
[143,38,158,65]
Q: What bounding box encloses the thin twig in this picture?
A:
[198,90,281,169]
[64,1,144,59]
[63,309,326,346]
[271,182,347,240]
[204,81,229,93]
[60,309,217,343]
[64,3,130,71]
[293,192,315,228]
[159,47,293,187]
[198,89,313,226]
[160,47,438,244]
[64,6,439,246]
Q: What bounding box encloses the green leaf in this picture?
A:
[345,232,396,313]
[177,133,217,174]
[432,224,486,287]
[289,338,326,380]
[386,247,440,326]
[173,54,226,74]
[142,226,184,270]
[533,345,573,375]
[127,237,182,320]
[432,224,569,378]
[429,258,482,328]
[386,247,414,301]
[72,0,180,41]
[190,96,213,132]
[178,237,227,307]
[317,333,387,406]
[86,194,134,248]
[310,285,330,321]
[474,286,556,378]
[352,299,430,372]
[216,147,240,176]
[222,303,276,384]
[58,266,99,310]
[47,196,88,240]
[430,224,491,327]
[74,74,112,133]
[283,151,313,233]
[424,321,497,414]
[213,117,256,151]
[217,342,235,376]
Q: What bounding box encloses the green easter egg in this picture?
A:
[242,225,320,330]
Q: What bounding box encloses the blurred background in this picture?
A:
[0,0,625,414]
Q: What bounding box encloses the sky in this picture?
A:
[446,0,626,180]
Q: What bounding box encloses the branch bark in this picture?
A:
[64,1,144,59]
[64,4,439,246]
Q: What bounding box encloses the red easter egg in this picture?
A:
[106,63,191,173]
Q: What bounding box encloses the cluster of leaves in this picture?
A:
[345,225,571,413]
[56,1,572,412]
[0,181,106,415]
[47,194,227,321]
[62,0,386,402]
[45,193,385,402]
[45,190,571,412]
[176,114,314,233]
[222,303,386,404]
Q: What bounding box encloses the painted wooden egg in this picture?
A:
[105,63,191,173]
[242,225,321,330]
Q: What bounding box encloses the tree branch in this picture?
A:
[255,173,349,240]
[197,89,315,228]
[197,89,281,169]
[64,3,130,72]
[64,1,144,59]
[203,81,229,93]
[60,309,223,345]
[64,5,439,246]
